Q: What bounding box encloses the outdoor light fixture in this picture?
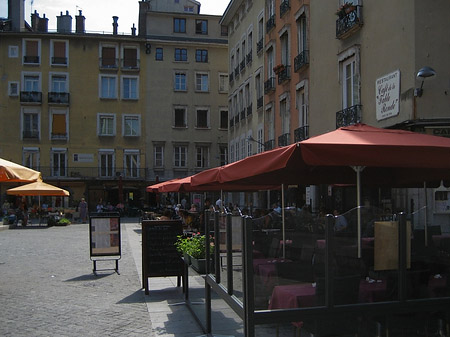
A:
[247,135,265,148]
[415,66,436,97]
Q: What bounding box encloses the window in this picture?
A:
[100,75,117,99]
[100,45,117,68]
[221,25,228,36]
[50,74,67,93]
[23,39,40,64]
[51,148,67,177]
[175,48,187,61]
[220,109,228,129]
[342,56,359,108]
[122,46,138,69]
[196,49,208,62]
[219,146,228,166]
[196,146,209,168]
[154,145,164,168]
[98,114,116,136]
[50,109,68,139]
[99,150,115,177]
[9,46,19,58]
[174,18,186,33]
[195,73,209,92]
[174,145,187,168]
[51,40,68,65]
[174,106,187,127]
[196,108,209,128]
[257,128,264,153]
[22,108,40,139]
[195,19,208,34]
[247,133,253,157]
[123,115,140,136]
[8,82,19,96]
[219,73,228,93]
[23,148,40,171]
[297,14,307,54]
[122,76,138,100]
[155,48,163,61]
[267,47,274,79]
[297,88,308,128]
[23,74,40,92]
[280,31,289,66]
[124,150,140,178]
[174,72,187,91]
[280,97,290,136]
[184,6,194,13]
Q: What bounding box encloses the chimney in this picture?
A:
[8,0,25,32]
[31,10,39,31]
[57,10,72,34]
[75,10,85,34]
[131,23,136,36]
[112,16,118,35]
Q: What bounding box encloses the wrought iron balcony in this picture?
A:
[280,0,290,17]
[51,132,67,140]
[234,66,240,77]
[229,117,234,128]
[240,59,246,71]
[246,104,252,117]
[229,72,234,83]
[99,57,118,69]
[22,130,39,139]
[23,55,39,64]
[264,139,275,151]
[122,58,140,70]
[294,125,309,142]
[246,51,252,65]
[257,96,263,109]
[39,166,147,180]
[336,5,363,39]
[48,92,70,104]
[234,114,239,125]
[294,50,309,72]
[336,104,362,128]
[20,91,42,103]
[278,133,290,147]
[257,39,264,54]
[264,77,276,94]
[277,65,291,84]
[51,57,67,65]
[240,109,246,121]
[266,14,276,33]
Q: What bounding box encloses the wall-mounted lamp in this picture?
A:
[247,135,266,148]
[414,66,436,97]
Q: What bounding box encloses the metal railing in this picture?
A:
[22,130,39,139]
[121,58,140,70]
[264,77,276,94]
[277,65,291,84]
[240,110,246,121]
[278,133,290,146]
[38,166,147,180]
[51,57,67,65]
[240,59,246,71]
[294,50,309,72]
[266,15,276,33]
[246,51,252,65]
[23,56,39,64]
[336,104,362,128]
[264,139,275,151]
[246,104,253,117]
[294,125,309,141]
[336,5,363,39]
[229,72,234,83]
[99,57,119,69]
[20,91,42,103]
[257,39,264,54]
[48,92,70,104]
[280,0,290,17]
[257,96,263,109]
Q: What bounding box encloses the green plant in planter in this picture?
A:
[175,233,214,259]
[57,218,71,226]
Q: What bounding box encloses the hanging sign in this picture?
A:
[375,70,400,121]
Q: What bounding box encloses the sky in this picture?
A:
[1,0,230,34]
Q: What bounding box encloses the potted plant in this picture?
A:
[335,2,355,18]
[273,64,285,74]
[175,233,214,273]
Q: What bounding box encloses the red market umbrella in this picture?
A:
[0,158,41,182]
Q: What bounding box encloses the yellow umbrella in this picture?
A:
[0,158,41,182]
[7,180,69,196]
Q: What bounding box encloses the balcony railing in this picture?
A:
[294,50,309,72]
[39,166,147,180]
[234,66,240,77]
[246,104,252,117]
[278,133,290,147]
[336,104,362,128]
[229,72,234,83]
[246,51,252,65]
[20,91,42,103]
[257,96,263,109]
[266,14,276,33]
[23,55,39,64]
[264,139,275,151]
[277,65,291,84]
[264,77,276,94]
[22,130,39,139]
[280,0,290,17]
[99,57,119,69]
[51,132,68,140]
[257,39,264,54]
[336,5,363,39]
[294,125,309,142]
[48,92,70,104]
[229,117,234,128]
[234,115,239,125]
[240,59,246,71]
[51,57,67,65]
[240,110,246,121]
[122,58,140,70]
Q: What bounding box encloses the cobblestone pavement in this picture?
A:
[0,219,202,337]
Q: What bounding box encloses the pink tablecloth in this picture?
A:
[269,283,316,310]
[359,279,386,302]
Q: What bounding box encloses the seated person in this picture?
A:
[333,209,349,232]
[159,209,172,221]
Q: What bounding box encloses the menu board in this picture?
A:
[89,215,121,257]
[142,220,183,295]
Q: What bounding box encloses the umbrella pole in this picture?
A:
[281,184,285,259]
[424,182,428,247]
[352,166,365,258]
